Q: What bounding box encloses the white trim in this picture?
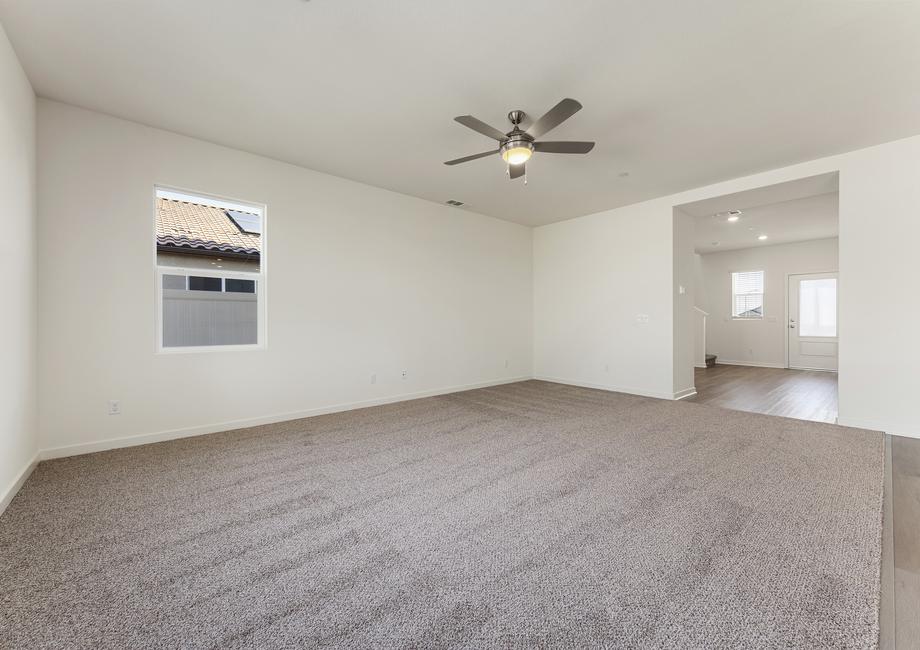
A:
[673,387,698,400]
[0,451,40,517]
[713,359,787,369]
[695,364,708,369]
[39,376,533,460]
[533,376,675,400]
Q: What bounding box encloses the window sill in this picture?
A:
[156,343,266,355]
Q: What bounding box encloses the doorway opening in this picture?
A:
[673,172,840,423]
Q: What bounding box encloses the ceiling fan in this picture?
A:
[444,98,595,180]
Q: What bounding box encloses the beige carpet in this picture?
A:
[0,380,884,648]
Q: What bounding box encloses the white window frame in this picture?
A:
[153,185,267,354]
[731,270,765,320]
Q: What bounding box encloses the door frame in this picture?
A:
[784,270,839,371]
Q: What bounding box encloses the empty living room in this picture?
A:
[2,2,919,648]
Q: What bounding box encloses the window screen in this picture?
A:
[732,271,764,319]
[160,273,258,347]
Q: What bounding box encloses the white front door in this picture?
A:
[788,272,838,370]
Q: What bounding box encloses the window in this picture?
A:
[732,270,764,319]
[155,188,265,351]
[799,278,837,337]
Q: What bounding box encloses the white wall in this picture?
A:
[37,100,533,456]
[699,238,838,367]
[534,136,920,438]
[533,198,676,399]
[693,253,708,367]
[673,209,696,396]
[0,23,37,511]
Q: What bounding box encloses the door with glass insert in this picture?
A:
[788,272,838,370]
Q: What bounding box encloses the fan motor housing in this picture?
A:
[500,133,534,159]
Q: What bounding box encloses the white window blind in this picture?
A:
[732,271,764,319]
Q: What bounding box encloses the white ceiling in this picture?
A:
[681,173,839,254]
[2,1,919,227]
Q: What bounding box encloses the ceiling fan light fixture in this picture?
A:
[503,147,532,165]
[445,99,592,179]
[501,141,534,166]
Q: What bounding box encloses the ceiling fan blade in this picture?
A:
[454,115,507,141]
[534,141,595,154]
[443,150,498,166]
[509,163,525,180]
[526,98,583,139]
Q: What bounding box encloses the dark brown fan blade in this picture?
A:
[444,150,498,166]
[454,116,507,141]
[526,98,583,139]
[509,163,525,179]
[534,141,595,154]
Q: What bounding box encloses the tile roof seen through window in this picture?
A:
[156,198,261,256]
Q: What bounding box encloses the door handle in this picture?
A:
[789,324,796,329]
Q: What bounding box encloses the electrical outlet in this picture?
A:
[605,363,610,372]
[370,373,376,385]
[504,359,509,369]
[401,370,408,380]
[108,400,120,416]
[635,314,650,324]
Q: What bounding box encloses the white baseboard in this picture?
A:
[712,359,787,369]
[0,451,40,517]
[534,375,675,400]
[695,364,708,369]
[39,375,534,461]
[673,388,698,400]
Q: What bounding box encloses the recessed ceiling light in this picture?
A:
[727,215,740,222]
[758,234,768,240]
[711,241,720,247]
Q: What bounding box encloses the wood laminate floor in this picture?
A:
[690,364,838,423]
[889,434,920,648]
